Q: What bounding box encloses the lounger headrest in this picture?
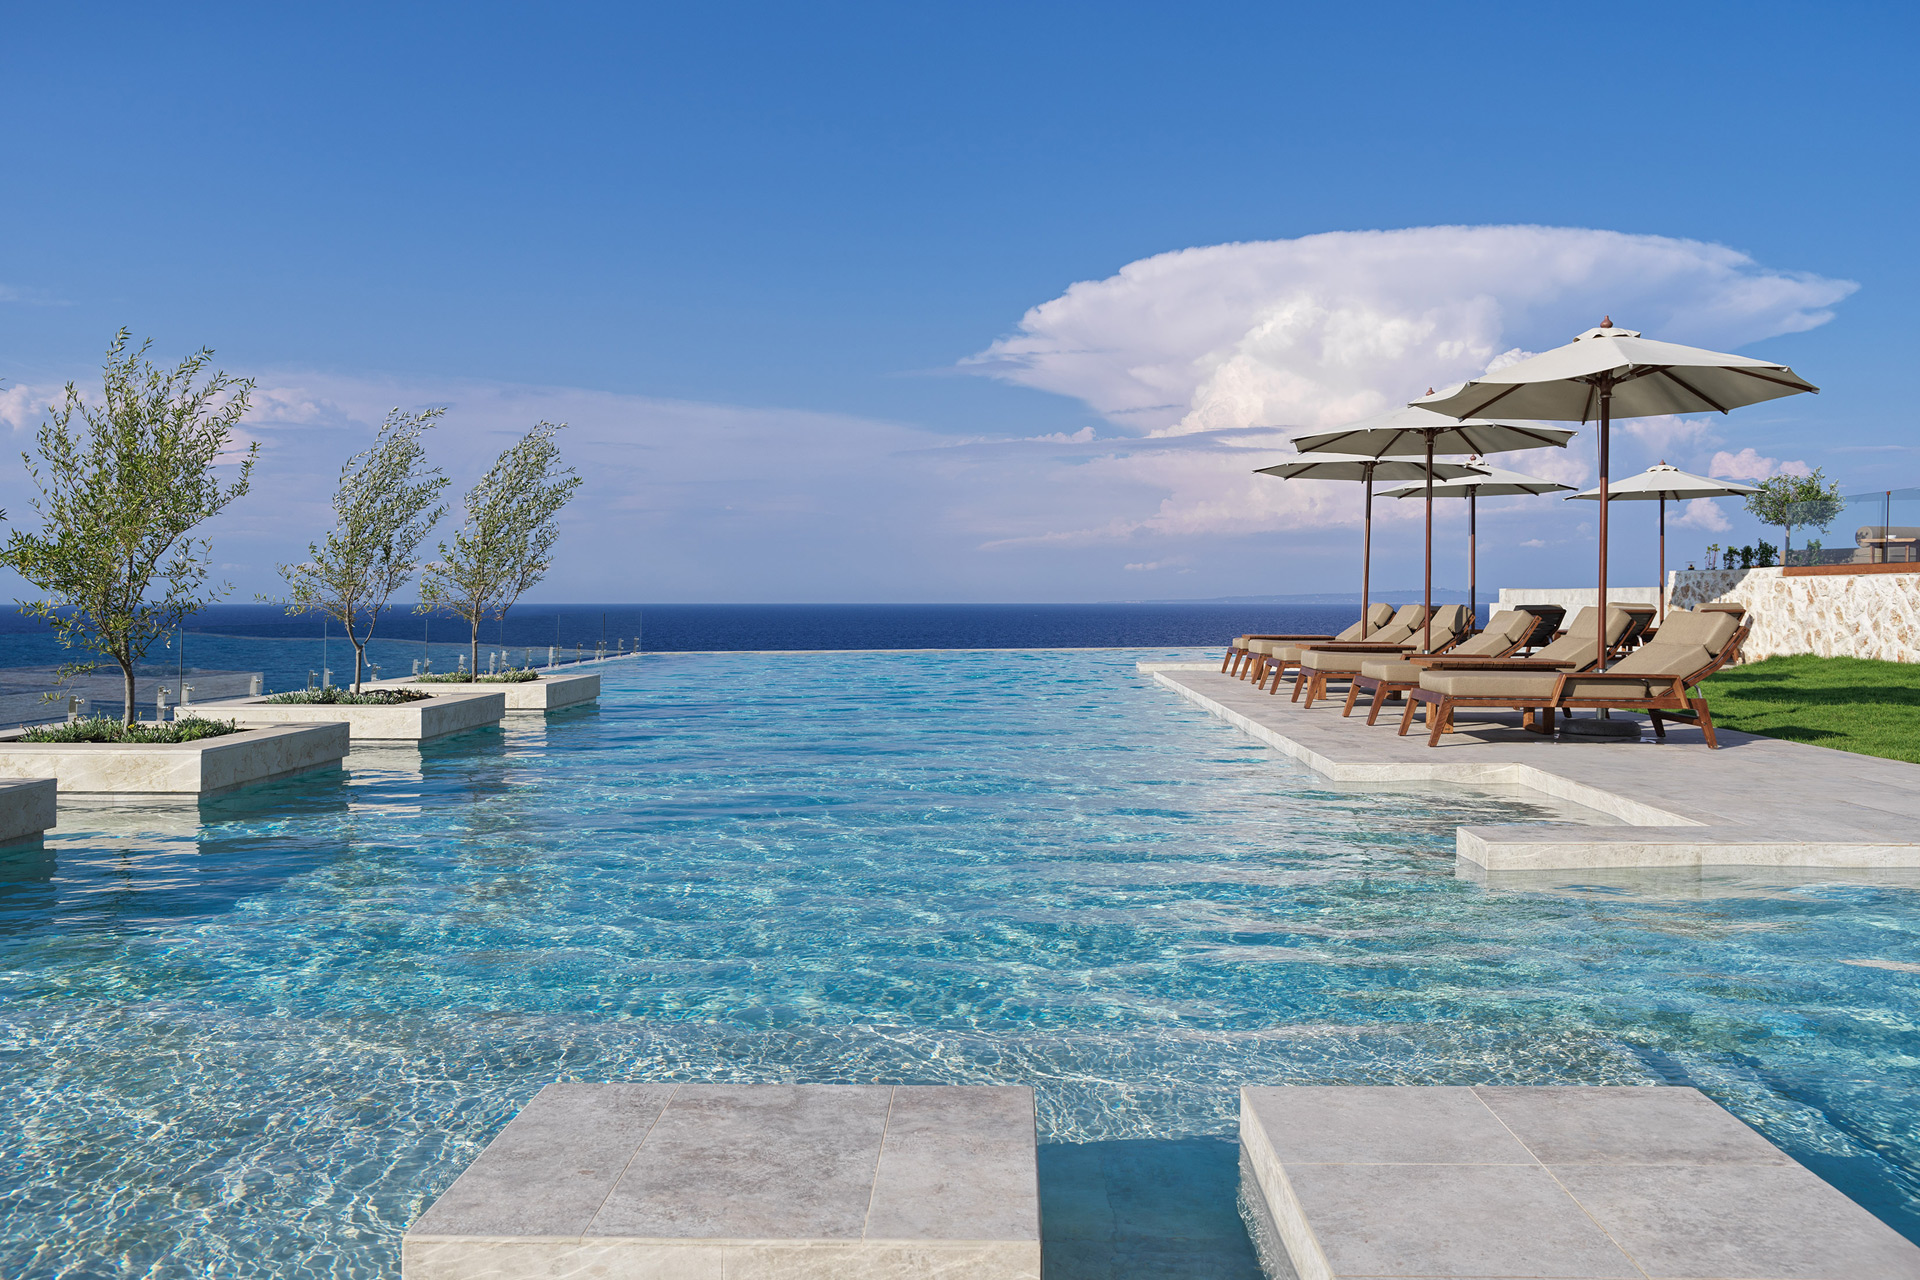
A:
[1652,608,1739,653]
[1430,604,1470,634]
[1387,603,1427,629]
[1488,609,1535,643]
[1367,602,1395,627]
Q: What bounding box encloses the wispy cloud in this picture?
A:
[1709,447,1811,481]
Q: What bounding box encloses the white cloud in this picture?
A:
[965,226,1850,546]
[1123,558,1190,572]
[1618,414,1720,460]
[0,382,63,432]
[1673,497,1734,532]
[1709,447,1812,481]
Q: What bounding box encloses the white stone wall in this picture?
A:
[1667,567,1920,663]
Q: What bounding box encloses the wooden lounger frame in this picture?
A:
[1400,620,1751,749]
[1343,628,1528,722]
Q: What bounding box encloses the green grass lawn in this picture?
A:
[1694,654,1920,764]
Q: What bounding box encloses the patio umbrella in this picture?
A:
[1415,321,1816,672]
[1379,461,1574,624]
[1256,454,1490,636]
[1292,406,1577,650]
[1566,463,1757,622]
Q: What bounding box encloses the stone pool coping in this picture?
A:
[0,777,56,842]
[403,1083,1039,1280]
[179,689,506,742]
[1142,663,1920,871]
[1239,1085,1920,1280]
[0,722,349,795]
[364,670,599,711]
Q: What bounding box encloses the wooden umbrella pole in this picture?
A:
[1423,434,1434,652]
[1658,494,1666,623]
[1362,471,1374,638]
[1469,488,1477,630]
[1596,380,1612,672]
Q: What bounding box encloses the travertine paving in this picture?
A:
[403,1083,1040,1280]
[1240,1085,1920,1280]
[1144,663,1920,870]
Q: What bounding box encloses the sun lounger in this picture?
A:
[1343,609,1536,722]
[1399,606,1633,744]
[1230,604,1394,684]
[1539,607,1749,747]
[1292,605,1461,707]
[1263,602,1433,695]
[1224,604,1393,679]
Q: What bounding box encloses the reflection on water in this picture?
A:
[0,649,1916,1278]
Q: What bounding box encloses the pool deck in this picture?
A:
[1240,1085,1920,1280]
[403,1082,1040,1280]
[1142,662,1920,871]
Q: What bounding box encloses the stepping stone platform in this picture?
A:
[1241,1085,1920,1280]
[404,1083,1039,1279]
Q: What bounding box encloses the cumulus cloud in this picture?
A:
[964,225,1851,547]
[0,382,65,432]
[1709,447,1812,481]
[1673,497,1734,532]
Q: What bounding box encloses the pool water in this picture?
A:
[1,650,1917,1277]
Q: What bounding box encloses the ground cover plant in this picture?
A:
[1694,654,1920,764]
[263,688,429,706]
[19,715,239,744]
[413,668,539,683]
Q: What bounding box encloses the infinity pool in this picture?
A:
[2,650,1917,1277]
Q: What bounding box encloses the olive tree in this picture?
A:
[419,421,582,674]
[274,408,449,690]
[1,331,256,723]
[1744,468,1845,567]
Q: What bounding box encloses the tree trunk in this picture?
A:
[469,615,480,678]
[118,650,137,725]
[352,640,367,692]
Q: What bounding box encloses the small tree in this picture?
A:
[1,331,256,723]
[1744,468,1845,567]
[419,421,582,674]
[274,408,449,691]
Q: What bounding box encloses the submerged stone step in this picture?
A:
[1240,1084,1920,1280]
[404,1082,1039,1279]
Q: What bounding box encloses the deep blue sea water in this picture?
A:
[1,649,1917,1278]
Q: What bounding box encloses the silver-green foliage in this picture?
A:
[1744,468,1845,561]
[274,408,450,691]
[419,421,582,674]
[0,331,256,723]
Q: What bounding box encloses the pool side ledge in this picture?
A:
[403,1082,1041,1280]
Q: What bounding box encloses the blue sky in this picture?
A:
[1,3,1913,602]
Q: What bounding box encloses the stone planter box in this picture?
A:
[369,671,599,711]
[0,778,57,843]
[180,690,506,743]
[0,723,348,795]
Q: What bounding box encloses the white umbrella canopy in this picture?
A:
[1292,409,1576,651]
[1257,455,1490,635]
[1413,327,1818,422]
[1567,463,1759,620]
[1291,406,1577,457]
[1380,463,1575,621]
[1414,321,1816,679]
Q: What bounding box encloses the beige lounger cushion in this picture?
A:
[1555,608,1739,698]
[1302,647,1399,675]
[1447,609,1535,657]
[1417,670,1563,699]
[1360,657,1420,681]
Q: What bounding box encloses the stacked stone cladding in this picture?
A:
[1667,566,1920,663]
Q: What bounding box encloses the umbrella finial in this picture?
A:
[1426,388,1434,395]
[1601,315,1613,329]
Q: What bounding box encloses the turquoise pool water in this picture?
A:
[2,649,1918,1277]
